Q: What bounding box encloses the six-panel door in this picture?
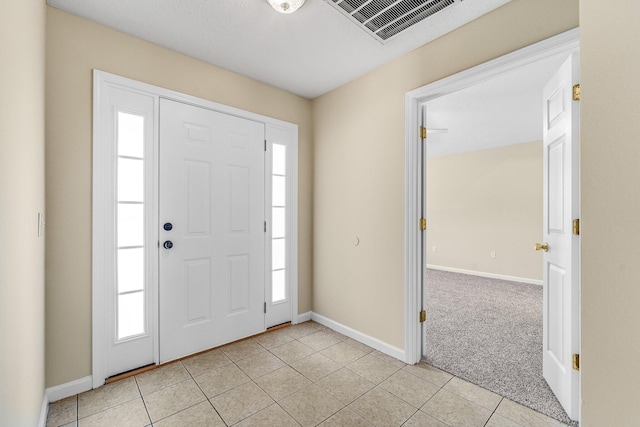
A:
[159,99,266,363]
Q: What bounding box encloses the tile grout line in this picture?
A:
[231,328,322,425]
[481,396,505,427]
[414,370,453,426]
[181,359,230,426]
[299,341,417,426]
[255,328,349,426]
[290,330,438,426]
[133,371,153,426]
[75,322,530,427]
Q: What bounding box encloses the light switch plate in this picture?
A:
[37,213,45,237]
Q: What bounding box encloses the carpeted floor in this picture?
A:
[423,268,578,426]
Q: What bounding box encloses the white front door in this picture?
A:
[541,53,580,421]
[159,99,266,363]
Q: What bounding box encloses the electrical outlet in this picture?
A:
[490,251,496,259]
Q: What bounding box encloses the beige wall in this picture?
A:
[45,8,313,388]
[39,0,640,423]
[0,0,46,425]
[312,0,578,349]
[580,0,640,424]
[426,142,542,281]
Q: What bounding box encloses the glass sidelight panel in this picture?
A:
[118,292,145,340]
[116,111,146,340]
[272,144,286,175]
[117,158,144,202]
[272,176,286,207]
[117,248,144,293]
[272,238,286,271]
[271,143,287,303]
[117,112,144,158]
[272,269,286,302]
[117,204,144,248]
[272,207,286,239]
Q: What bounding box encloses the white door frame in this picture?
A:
[403,28,580,365]
[92,71,299,388]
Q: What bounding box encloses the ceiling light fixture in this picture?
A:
[266,0,306,14]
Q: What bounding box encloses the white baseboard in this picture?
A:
[39,392,49,427]
[46,375,93,403]
[309,312,405,362]
[426,264,543,286]
[297,311,312,323]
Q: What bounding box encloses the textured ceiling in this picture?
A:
[47,0,511,99]
[425,52,570,157]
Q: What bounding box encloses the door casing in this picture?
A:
[92,71,299,387]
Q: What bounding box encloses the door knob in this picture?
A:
[163,240,173,250]
[535,242,549,252]
[163,222,173,231]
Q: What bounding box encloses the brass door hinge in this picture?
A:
[572,84,581,101]
[419,218,427,231]
[572,353,580,371]
[419,310,426,323]
[419,126,427,139]
[573,219,580,236]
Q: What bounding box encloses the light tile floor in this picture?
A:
[47,321,570,427]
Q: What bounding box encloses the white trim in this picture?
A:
[404,93,423,365]
[45,376,93,403]
[311,312,405,362]
[288,132,299,325]
[404,28,581,368]
[297,311,312,323]
[92,71,109,388]
[95,71,296,129]
[39,393,49,427]
[426,264,543,286]
[93,70,300,386]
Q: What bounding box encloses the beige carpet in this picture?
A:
[423,268,578,426]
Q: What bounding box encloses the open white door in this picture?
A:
[540,53,580,421]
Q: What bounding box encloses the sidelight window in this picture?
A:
[271,143,287,303]
[115,111,146,340]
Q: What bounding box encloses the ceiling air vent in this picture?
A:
[328,0,456,43]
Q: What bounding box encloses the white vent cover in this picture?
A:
[328,0,457,43]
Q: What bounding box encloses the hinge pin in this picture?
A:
[572,353,580,371]
[419,218,427,231]
[419,310,426,323]
[419,126,427,139]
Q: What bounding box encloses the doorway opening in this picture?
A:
[422,62,567,421]
[403,28,580,424]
